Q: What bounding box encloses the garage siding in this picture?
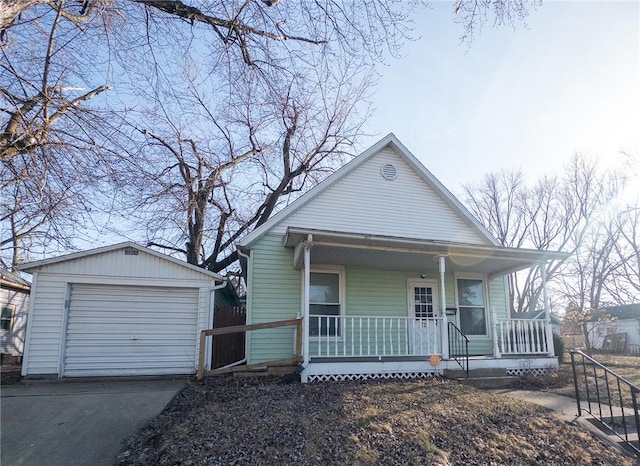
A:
[63,284,199,376]
[21,244,220,377]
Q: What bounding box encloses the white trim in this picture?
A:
[308,266,346,340]
[241,249,254,364]
[305,356,558,382]
[26,274,213,288]
[454,274,491,340]
[20,272,38,376]
[407,279,439,355]
[17,241,225,281]
[406,279,438,319]
[238,133,500,250]
[58,283,72,377]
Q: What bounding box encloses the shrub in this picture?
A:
[553,332,564,363]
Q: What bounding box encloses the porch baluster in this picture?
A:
[382,319,386,356]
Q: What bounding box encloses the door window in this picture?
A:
[413,286,434,318]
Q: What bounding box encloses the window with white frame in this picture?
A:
[309,271,342,337]
[456,278,487,336]
[1,304,14,331]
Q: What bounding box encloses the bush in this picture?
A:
[553,333,564,362]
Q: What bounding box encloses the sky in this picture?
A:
[360,1,640,201]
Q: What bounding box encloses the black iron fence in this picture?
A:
[570,350,640,456]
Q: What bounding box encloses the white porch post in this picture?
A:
[492,309,501,358]
[438,256,449,359]
[301,235,312,383]
[541,264,555,357]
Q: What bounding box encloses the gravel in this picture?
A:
[118,375,634,466]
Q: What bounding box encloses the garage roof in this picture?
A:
[18,242,225,281]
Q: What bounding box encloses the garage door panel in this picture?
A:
[64,284,200,376]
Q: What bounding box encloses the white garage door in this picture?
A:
[63,284,199,377]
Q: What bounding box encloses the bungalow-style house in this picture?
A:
[587,304,640,355]
[238,134,568,382]
[0,268,30,363]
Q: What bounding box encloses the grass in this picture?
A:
[118,376,634,465]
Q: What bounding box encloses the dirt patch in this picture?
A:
[1,365,21,386]
[118,376,634,465]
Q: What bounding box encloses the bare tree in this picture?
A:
[463,155,622,314]
[1,0,546,271]
[117,49,369,273]
[0,1,128,267]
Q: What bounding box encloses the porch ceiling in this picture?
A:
[285,227,568,277]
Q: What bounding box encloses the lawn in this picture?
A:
[118,376,634,465]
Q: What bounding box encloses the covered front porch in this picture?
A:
[285,227,565,383]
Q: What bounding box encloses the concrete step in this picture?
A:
[456,376,518,389]
[445,368,508,378]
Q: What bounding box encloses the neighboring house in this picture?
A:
[512,309,562,336]
[18,243,225,377]
[587,304,640,355]
[0,268,31,362]
[237,134,568,382]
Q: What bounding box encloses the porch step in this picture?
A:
[445,368,509,379]
[456,376,518,389]
[445,367,519,389]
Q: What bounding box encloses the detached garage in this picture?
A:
[19,242,224,378]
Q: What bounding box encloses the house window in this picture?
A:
[1,305,14,331]
[309,271,342,337]
[457,278,487,336]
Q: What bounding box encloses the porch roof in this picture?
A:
[284,227,569,277]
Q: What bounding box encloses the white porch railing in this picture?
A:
[494,318,550,356]
[309,315,444,358]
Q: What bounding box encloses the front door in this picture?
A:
[408,280,439,355]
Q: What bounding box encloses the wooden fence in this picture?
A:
[212,305,246,369]
[198,317,302,379]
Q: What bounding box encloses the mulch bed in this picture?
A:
[118,376,634,465]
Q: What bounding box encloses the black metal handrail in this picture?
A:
[448,322,469,377]
[570,350,640,456]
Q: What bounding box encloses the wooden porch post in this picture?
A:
[439,256,449,359]
[541,264,555,357]
[301,234,312,383]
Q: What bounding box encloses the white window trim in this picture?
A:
[1,303,15,332]
[308,266,345,340]
[454,274,491,340]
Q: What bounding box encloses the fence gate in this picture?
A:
[212,306,246,369]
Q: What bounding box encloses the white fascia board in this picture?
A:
[17,241,225,281]
[237,133,399,250]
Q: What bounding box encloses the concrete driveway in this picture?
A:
[1,378,186,466]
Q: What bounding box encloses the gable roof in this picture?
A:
[593,303,640,321]
[238,133,499,249]
[17,242,225,281]
[0,267,31,291]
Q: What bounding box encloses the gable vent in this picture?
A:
[380,163,398,181]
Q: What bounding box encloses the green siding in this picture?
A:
[249,235,301,363]
[247,235,512,361]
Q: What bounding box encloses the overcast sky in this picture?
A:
[361,1,640,201]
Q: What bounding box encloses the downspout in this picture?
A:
[207,278,228,371]
[541,264,555,357]
[438,256,449,360]
[237,248,252,365]
[302,234,313,383]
